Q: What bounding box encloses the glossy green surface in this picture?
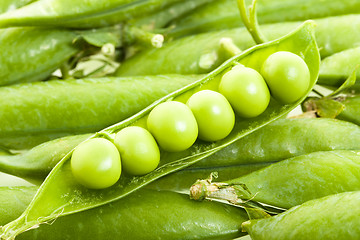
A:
[170,0,360,37]
[0,75,199,150]
[116,15,360,76]
[261,51,310,103]
[147,101,198,152]
[195,118,360,168]
[0,22,319,239]
[132,0,214,30]
[227,150,360,209]
[187,90,235,141]
[114,126,160,175]
[243,191,360,240]
[0,186,37,226]
[0,27,78,86]
[220,65,270,117]
[318,46,360,89]
[71,138,121,189]
[337,96,360,125]
[0,134,91,180]
[0,0,183,28]
[0,186,249,240]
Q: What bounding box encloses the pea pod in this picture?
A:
[336,96,360,125]
[131,0,215,30]
[0,0,186,28]
[150,118,360,192]
[193,150,360,210]
[116,14,360,76]
[195,118,360,167]
[169,0,360,38]
[0,134,91,180]
[0,27,78,86]
[0,75,199,150]
[0,187,37,226]
[0,21,320,239]
[317,47,360,91]
[229,150,360,209]
[242,191,360,240]
[0,187,249,240]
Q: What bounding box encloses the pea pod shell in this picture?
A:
[243,191,360,240]
[116,14,360,76]
[337,96,360,125]
[0,27,78,86]
[170,0,360,37]
[149,118,360,192]
[195,118,360,167]
[0,0,184,28]
[227,150,360,209]
[131,0,215,30]
[0,186,248,240]
[0,21,319,239]
[318,46,360,90]
[0,75,199,150]
[0,134,91,180]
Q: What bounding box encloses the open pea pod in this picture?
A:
[0,21,320,239]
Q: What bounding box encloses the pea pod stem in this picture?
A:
[237,0,267,44]
[123,25,164,48]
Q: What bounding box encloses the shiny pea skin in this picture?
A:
[261,51,310,103]
[219,65,270,118]
[186,90,235,141]
[114,126,160,176]
[147,101,198,152]
[71,138,121,189]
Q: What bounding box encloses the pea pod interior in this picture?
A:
[0,21,320,239]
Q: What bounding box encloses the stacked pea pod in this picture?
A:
[1,1,360,240]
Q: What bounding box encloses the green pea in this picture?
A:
[186,90,235,141]
[261,51,310,103]
[219,65,270,118]
[114,126,160,176]
[147,101,198,152]
[71,138,121,189]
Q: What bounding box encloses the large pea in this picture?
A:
[261,51,310,103]
[219,65,270,118]
[114,126,160,176]
[147,101,198,152]
[187,90,235,141]
[70,138,121,189]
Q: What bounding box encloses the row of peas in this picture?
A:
[70,51,310,189]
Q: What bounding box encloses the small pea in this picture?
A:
[114,126,160,176]
[187,90,235,141]
[70,138,121,189]
[219,65,270,118]
[147,101,198,152]
[261,51,310,103]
